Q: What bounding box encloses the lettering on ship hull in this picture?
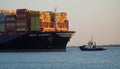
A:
[29,34,50,37]
[56,33,73,37]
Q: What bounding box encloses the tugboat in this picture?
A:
[79,35,106,51]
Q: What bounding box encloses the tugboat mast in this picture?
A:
[91,35,93,42]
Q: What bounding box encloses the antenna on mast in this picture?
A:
[55,6,57,14]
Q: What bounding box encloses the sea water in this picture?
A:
[0,46,120,69]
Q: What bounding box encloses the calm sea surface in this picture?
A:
[0,46,120,69]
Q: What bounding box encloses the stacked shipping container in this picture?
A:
[40,12,69,32]
[5,15,16,33]
[0,8,69,33]
[0,13,5,33]
[40,11,51,23]
[40,11,53,32]
[29,11,41,31]
[56,12,67,23]
[16,9,30,32]
[55,12,69,32]
[0,10,16,15]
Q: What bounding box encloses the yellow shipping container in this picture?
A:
[6,23,15,26]
[40,19,45,22]
[6,18,15,21]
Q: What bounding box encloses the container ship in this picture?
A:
[0,8,75,52]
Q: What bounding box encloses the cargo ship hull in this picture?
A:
[0,31,75,52]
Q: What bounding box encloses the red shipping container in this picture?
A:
[17,14,28,17]
[17,9,28,12]
[16,20,28,23]
[16,23,29,27]
[17,9,29,15]
[16,17,28,20]
[16,16,29,23]
[5,26,16,32]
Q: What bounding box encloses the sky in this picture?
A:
[0,0,120,46]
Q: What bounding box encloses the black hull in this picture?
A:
[79,46,107,51]
[0,49,66,52]
[0,31,75,52]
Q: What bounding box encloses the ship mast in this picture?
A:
[54,6,58,31]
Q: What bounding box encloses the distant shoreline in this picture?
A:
[67,45,120,47]
[99,45,120,47]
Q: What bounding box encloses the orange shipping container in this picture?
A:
[41,28,55,32]
[40,22,52,28]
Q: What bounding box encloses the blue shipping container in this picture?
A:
[0,23,5,28]
[0,13,5,21]
[6,21,16,23]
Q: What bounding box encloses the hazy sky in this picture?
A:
[0,0,120,46]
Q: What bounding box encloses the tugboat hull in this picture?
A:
[79,46,107,51]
